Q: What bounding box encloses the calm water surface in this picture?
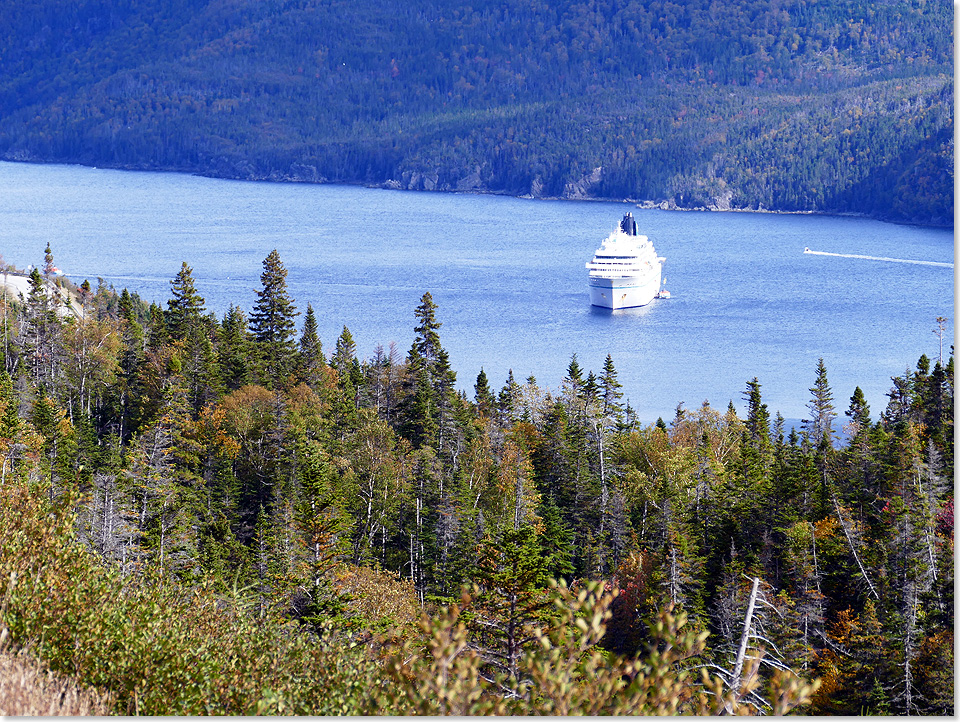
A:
[2,161,954,423]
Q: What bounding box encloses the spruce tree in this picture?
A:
[297,303,324,385]
[146,302,167,351]
[250,250,299,388]
[331,325,357,377]
[331,325,364,409]
[411,291,441,367]
[474,368,495,417]
[743,378,771,448]
[469,524,552,685]
[23,267,58,386]
[165,262,205,341]
[564,354,584,394]
[498,369,520,422]
[116,288,146,439]
[804,357,836,449]
[846,386,871,438]
[219,306,252,391]
[43,243,55,278]
[599,354,623,421]
[164,264,222,415]
[400,293,455,450]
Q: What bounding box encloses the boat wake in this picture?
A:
[803,248,953,268]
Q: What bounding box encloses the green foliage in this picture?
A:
[387,580,820,714]
[0,249,952,714]
[0,0,951,224]
[250,250,298,388]
[0,479,383,715]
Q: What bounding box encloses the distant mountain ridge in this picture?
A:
[0,0,952,226]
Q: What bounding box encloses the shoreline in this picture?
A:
[1,157,952,230]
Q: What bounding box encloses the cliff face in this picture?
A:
[0,0,952,225]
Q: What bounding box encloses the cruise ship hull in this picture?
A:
[589,269,662,310]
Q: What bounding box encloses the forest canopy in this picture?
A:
[0,250,953,714]
[0,0,952,225]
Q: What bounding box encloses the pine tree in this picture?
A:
[845,386,871,437]
[218,305,252,392]
[474,368,496,417]
[146,302,167,351]
[23,267,60,386]
[43,243,55,278]
[165,262,205,341]
[599,354,623,422]
[467,524,552,687]
[804,357,836,449]
[297,303,324,385]
[411,291,442,367]
[250,250,299,388]
[331,325,364,411]
[498,369,521,422]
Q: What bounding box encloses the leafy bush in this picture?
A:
[0,479,383,715]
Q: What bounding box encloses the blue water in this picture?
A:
[1,161,954,423]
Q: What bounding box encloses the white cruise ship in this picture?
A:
[585,212,665,309]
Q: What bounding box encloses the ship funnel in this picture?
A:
[619,212,637,235]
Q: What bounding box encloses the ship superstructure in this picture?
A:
[585,212,665,309]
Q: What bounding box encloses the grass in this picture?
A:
[0,641,112,716]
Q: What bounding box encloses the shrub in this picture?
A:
[0,479,383,715]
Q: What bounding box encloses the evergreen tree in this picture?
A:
[331,325,364,411]
[330,325,357,376]
[146,302,167,351]
[30,388,78,493]
[411,291,442,368]
[742,378,772,453]
[250,250,299,388]
[846,386,871,436]
[474,368,495,417]
[297,303,324,385]
[23,267,60,386]
[367,342,402,422]
[497,369,521,422]
[403,362,438,449]
[433,348,458,456]
[804,358,836,449]
[400,294,455,451]
[165,262,205,341]
[43,243,55,278]
[218,306,252,392]
[163,265,221,416]
[564,354,584,393]
[112,289,146,439]
[467,524,552,687]
[599,354,623,421]
[537,498,575,582]
[582,371,600,405]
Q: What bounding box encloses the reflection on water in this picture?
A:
[589,303,658,319]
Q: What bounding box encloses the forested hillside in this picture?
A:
[0,0,952,225]
[0,250,953,714]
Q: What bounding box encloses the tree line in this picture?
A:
[0,0,952,225]
[0,245,952,714]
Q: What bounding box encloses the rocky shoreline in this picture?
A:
[3,156,950,229]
